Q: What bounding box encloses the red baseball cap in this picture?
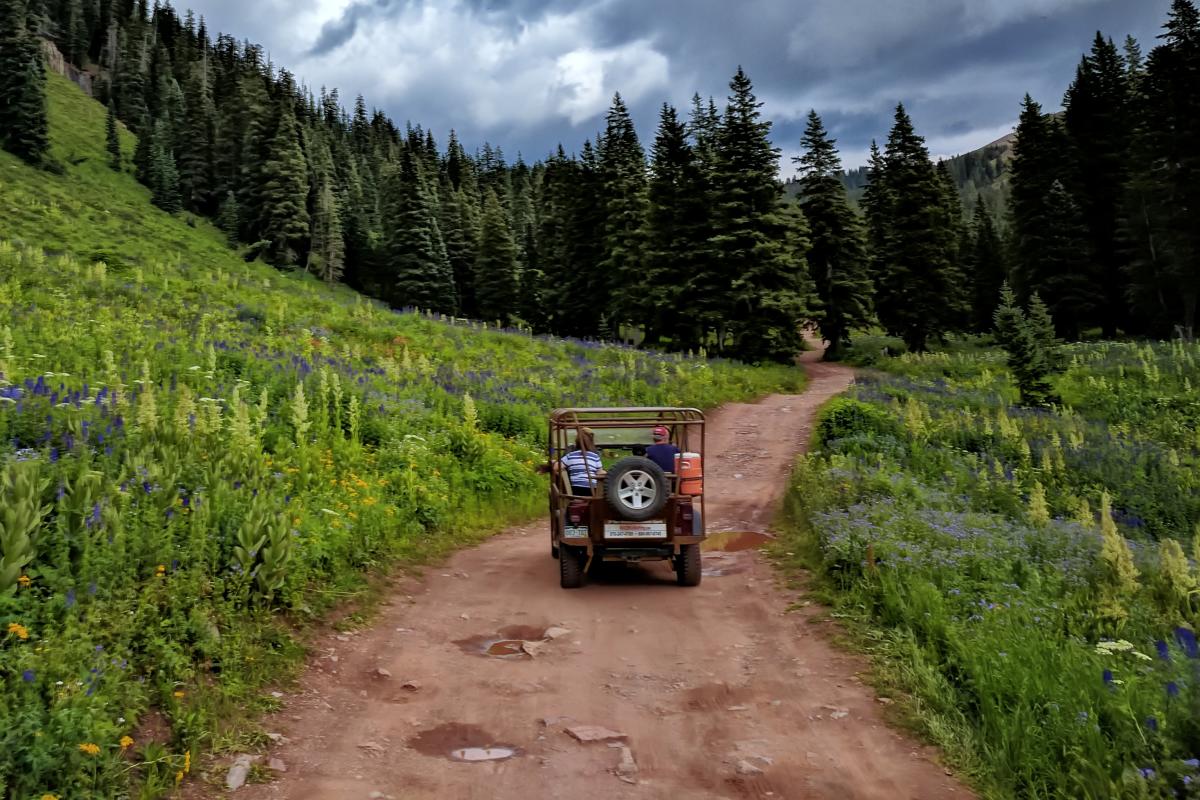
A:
[652,426,669,440]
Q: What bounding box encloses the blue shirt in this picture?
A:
[646,443,680,474]
[560,450,603,488]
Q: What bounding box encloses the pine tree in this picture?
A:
[0,0,50,165]
[597,93,648,333]
[178,61,215,213]
[106,100,122,169]
[380,148,455,313]
[967,202,1008,331]
[1037,180,1092,339]
[308,178,345,283]
[643,103,710,347]
[1064,33,1134,336]
[710,68,809,361]
[148,118,181,212]
[794,110,872,360]
[257,87,310,266]
[871,104,959,352]
[1123,0,1200,338]
[994,284,1057,407]
[474,188,520,325]
[437,172,477,316]
[66,0,88,65]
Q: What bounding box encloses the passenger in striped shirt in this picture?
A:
[557,427,605,496]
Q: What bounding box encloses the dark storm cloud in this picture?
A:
[184,0,1172,169]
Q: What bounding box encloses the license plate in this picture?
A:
[604,521,668,539]
[563,526,589,539]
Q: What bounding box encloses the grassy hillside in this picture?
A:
[783,340,1200,798]
[0,74,805,799]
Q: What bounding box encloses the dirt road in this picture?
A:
[235,352,969,800]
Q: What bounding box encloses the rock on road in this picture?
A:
[233,351,970,800]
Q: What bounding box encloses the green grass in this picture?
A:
[783,341,1200,799]
[0,74,806,799]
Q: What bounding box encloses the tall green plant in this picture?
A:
[0,461,50,596]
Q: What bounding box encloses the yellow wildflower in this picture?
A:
[175,770,184,784]
[173,690,185,698]
[7,622,29,640]
[17,575,31,587]
[40,794,59,800]
[78,742,101,756]
[155,564,166,577]
[184,750,191,773]
[120,735,134,749]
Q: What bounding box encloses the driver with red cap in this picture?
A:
[645,426,681,474]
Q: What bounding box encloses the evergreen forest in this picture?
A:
[2,0,1198,361]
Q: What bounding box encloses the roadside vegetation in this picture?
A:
[784,337,1200,798]
[0,74,803,799]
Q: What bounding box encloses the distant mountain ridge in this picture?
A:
[785,127,1018,219]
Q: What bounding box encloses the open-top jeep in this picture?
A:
[547,407,706,589]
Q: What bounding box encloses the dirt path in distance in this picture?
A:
[233,349,970,800]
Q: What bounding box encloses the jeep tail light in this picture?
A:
[568,501,588,524]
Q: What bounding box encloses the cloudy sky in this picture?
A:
[183,0,1169,171]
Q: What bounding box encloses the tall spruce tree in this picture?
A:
[380,148,455,313]
[1123,0,1200,338]
[106,100,122,169]
[871,104,959,352]
[710,67,809,361]
[644,103,709,348]
[794,110,872,360]
[1064,33,1134,336]
[474,188,520,326]
[308,177,345,283]
[437,172,477,316]
[597,93,649,334]
[148,117,181,212]
[967,202,1008,331]
[257,84,310,266]
[0,0,50,165]
[178,61,215,213]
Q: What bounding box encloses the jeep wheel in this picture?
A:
[604,456,669,522]
[560,546,584,589]
[676,544,702,587]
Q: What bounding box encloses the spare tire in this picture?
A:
[604,456,669,521]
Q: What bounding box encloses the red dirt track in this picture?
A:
[233,349,971,800]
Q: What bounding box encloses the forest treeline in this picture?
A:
[1,0,1197,360]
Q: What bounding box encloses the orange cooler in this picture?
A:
[674,452,703,496]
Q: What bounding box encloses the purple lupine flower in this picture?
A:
[22,669,35,682]
[65,589,76,607]
[89,503,101,528]
[56,483,65,501]
[1139,767,1155,780]
[49,447,59,463]
[87,582,97,596]
[1175,627,1199,659]
[1168,682,1180,698]
[1146,717,1158,732]
[1103,669,1114,686]
[142,481,153,495]
[1155,640,1170,661]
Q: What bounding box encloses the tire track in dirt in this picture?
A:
[232,349,971,800]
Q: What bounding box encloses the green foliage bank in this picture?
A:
[784,341,1200,798]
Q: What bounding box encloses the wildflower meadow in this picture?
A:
[0,78,804,797]
[785,339,1200,798]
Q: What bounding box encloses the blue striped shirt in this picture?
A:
[560,450,603,489]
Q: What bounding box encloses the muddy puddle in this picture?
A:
[454,625,547,659]
[702,531,774,553]
[410,722,520,762]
